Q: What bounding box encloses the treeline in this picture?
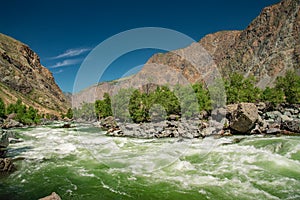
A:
[74,70,300,122]
[0,98,41,125]
[225,70,299,105]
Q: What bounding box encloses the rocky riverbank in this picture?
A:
[99,103,300,138]
[0,129,16,174]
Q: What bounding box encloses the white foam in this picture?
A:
[101,181,130,197]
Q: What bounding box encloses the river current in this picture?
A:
[1,122,300,199]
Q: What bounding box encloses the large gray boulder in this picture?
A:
[229,103,259,133]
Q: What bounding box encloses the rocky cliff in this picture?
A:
[73,0,299,106]
[148,0,299,88]
[0,33,69,115]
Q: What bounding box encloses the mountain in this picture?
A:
[148,0,299,88]
[72,0,299,106]
[0,33,69,115]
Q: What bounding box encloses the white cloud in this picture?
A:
[49,59,81,68]
[52,48,91,59]
[52,69,64,74]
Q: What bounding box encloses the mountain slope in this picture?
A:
[73,0,299,106]
[149,0,299,88]
[0,33,69,115]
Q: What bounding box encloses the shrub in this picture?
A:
[0,98,5,118]
[225,73,261,104]
[275,70,300,104]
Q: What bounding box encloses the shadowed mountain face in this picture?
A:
[0,33,69,115]
[73,0,299,106]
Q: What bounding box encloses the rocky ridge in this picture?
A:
[0,33,69,115]
[73,0,300,106]
[149,0,300,88]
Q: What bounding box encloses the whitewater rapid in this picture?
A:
[1,122,300,200]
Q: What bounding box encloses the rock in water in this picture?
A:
[0,130,9,148]
[282,120,300,133]
[2,119,23,129]
[229,103,258,133]
[100,116,117,130]
[39,192,62,200]
[0,158,15,174]
[61,123,71,128]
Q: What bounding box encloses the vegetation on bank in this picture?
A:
[0,99,75,126]
[0,99,41,125]
[73,70,300,122]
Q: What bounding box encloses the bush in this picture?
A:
[73,102,96,121]
[129,90,150,123]
[0,98,5,118]
[275,70,300,104]
[261,87,284,106]
[225,73,261,104]
[95,93,112,119]
[65,108,74,119]
[111,88,133,122]
[5,99,41,124]
[150,86,180,116]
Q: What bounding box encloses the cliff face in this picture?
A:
[0,33,69,115]
[73,0,299,106]
[148,0,299,88]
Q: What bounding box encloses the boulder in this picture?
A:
[39,192,62,200]
[2,119,23,129]
[266,128,281,135]
[226,104,239,115]
[0,130,9,148]
[100,116,117,130]
[256,102,267,112]
[0,158,15,174]
[229,103,259,133]
[211,107,227,121]
[266,111,282,122]
[168,114,180,121]
[280,115,292,122]
[282,119,300,133]
[201,127,216,137]
[60,123,72,128]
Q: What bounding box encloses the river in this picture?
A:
[1,122,300,199]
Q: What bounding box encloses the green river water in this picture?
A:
[1,122,300,200]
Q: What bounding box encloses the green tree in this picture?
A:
[262,87,284,106]
[129,90,150,123]
[192,83,212,111]
[95,93,113,119]
[66,108,74,119]
[73,102,96,121]
[5,99,41,124]
[275,70,300,104]
[25,106,40,124]
[6,103,16,115]
[0,98,5,118]
[111,88,133,122]
[208,79,226,108]
[173,84,199,118]
[103,93,113,116]
[225,73,261,104]
[151,86,180,116]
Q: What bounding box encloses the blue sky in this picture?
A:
[0,0,279,92]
